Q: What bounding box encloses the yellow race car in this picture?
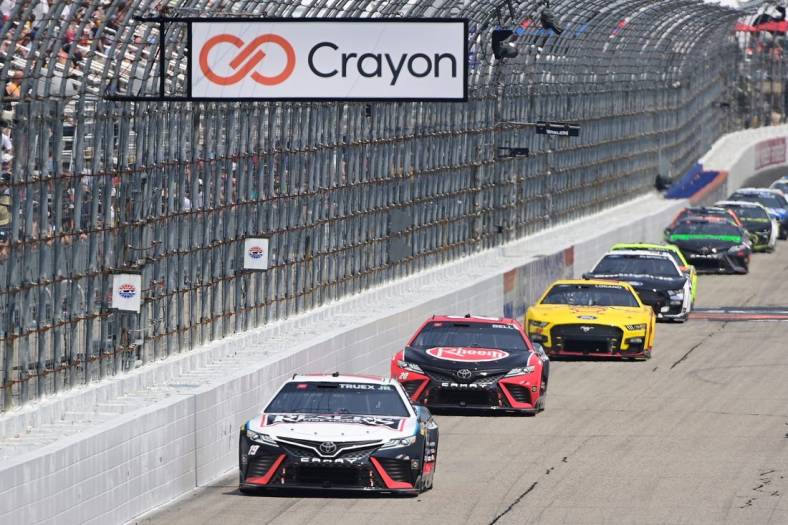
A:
[526,279,656,360]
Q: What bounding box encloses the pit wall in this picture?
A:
[666,124,788,204]
[0,194,685,525]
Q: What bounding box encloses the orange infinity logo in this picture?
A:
[199,34,296,86]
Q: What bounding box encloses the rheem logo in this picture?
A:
[190,20,467,100]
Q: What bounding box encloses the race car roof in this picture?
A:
[601,249,674,260]
[426,314,518,325]
[715,200,769,209]
[291,373,392,385]
[552,278,638,288]
[676,215,733,224]
[733,188,784,196]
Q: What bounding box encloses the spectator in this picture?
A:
[0,171,10,242]
[31,0,49,34]
[0,0,14,24]
[1,126,12,159]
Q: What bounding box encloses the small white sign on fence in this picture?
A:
[244,238,270,270]
[111,273,142,313]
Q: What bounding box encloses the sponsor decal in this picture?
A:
[440,382,485,389]
[299,457,361,465]
[191,21,467,100]
[118,284,136,299]
[111,274,142,312]
[568,306,608,314]
[426,347,509,362]
[338,383,392,390]
[243,238,269,270]
[247,245,266,259]
[669,234,742,243]
[319,441,338,455]
[577,315,597,320]
[264,413,405,430]
[755,137,787,170]
[455,369,472,380]
[200,34,296,86]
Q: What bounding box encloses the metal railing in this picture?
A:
[0,0,749,410]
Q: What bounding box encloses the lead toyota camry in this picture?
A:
[390,315,549,414]
[239,374,439,495]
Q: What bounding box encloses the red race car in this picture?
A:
[391,315,550,415]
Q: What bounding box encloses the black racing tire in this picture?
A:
[537,391,547,412]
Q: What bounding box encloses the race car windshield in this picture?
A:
[411,322,528,351]
[727,206,768,220]
[541,284,639,307]
[265,382,410,417]
[680,209,728,221]
[730,193,785,209]
[671,221,742,237]
[621,247,683,268]
[593,255,680,277]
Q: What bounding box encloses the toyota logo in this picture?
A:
[199,34,296,86]
[456,369,472,380]
[318,441,337,455]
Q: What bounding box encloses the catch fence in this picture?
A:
[0,0,746,409]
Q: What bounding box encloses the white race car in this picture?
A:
[239,373,439,495]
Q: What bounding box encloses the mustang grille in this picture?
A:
[551,324,622,353]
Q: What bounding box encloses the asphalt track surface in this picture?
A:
[138,239,788,525]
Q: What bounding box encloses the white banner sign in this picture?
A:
[190,20,467,100]
[244,238,270,270]
[111,274,142,313]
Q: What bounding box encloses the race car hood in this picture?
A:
[527,304,648,324]
[584,272,686,292]
[249,412,417,441]
[667,234,743,251]
[402,345,532,372]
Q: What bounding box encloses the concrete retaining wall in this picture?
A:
[0,194,686,525]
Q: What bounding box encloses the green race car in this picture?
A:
[610,243,698,303]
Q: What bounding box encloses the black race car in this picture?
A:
[583,250,692,321]
[239,374,439,495]
[666,217,751,274]
[391,315,549,414]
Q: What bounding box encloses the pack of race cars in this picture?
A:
[237,178,788,496]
